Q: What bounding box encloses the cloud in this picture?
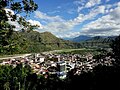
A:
[77,6,84,13]
[57,6,61,9]
[67,9,76,14]
[8,19,44,31]
[41,13,85,33]
[73,0,86,6]
[110,6,120,21]
[73,0,86,13]
[5,9,22,31]
[47,10,60,14]
[4,8,15,21]
[118,2,120,7]
[76,0,103,13]
[106,0,110,2]
[34,11,64,23]
[73,1,82,5]
[6,9,43,31]
[28,19,43,29]
[34,4,107,36]
[5,8,14,15]
[57,32,81,38]
[8,20,22,31]
[81,4,120,36]
[75,5,106,22]
[43,22,71,33]
[34,10,77,33]
[98,6,106,14]
[85,0,101,8]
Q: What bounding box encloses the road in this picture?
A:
[0,54,31,60]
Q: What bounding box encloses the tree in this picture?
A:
[111,35,120,65]
[0,0,38,54]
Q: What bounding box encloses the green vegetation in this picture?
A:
[80,36,115,48]
[0,30,82,55]
[0,0,38,55]
[111,35,120,66]
[0,64,66,90]
[13,31,81,53]
[57,48,105,56]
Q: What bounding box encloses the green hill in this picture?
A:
[80,36,116,48]
[10,31,81,54]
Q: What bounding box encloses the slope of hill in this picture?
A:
[11,31,81,53]
[66,35,116,43]
[85,36,116,43]
[80,36,116,48]
[71,35,91,42]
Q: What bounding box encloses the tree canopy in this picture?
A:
[0,0,38,54]
[111,35,120,66]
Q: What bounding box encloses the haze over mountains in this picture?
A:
[64,35,117,43]
[64,35,91,42]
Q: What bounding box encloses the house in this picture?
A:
[38,56,45,63]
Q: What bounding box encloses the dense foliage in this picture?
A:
[0,64,66,90]
[80,36,115,48]
[0,0,38,55]
[111,35,120,65]
[0,63,120,90]
[18,31,81,53]
[66,64,120,90]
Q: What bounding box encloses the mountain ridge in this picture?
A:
[11,31,81,54]
[64,35,117,43]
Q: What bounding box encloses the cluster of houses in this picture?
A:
[0,52,114,79]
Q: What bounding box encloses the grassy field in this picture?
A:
[42,48,88,54]
[55,48,104,55]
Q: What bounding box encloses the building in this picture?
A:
[57,61,67,78]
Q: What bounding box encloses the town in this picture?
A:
[0,52,114,79]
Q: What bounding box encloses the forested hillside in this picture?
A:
[80,36,116,48]
[5,31,81,54]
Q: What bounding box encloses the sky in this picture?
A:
[14,0,120,38]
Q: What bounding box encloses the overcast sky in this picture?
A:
[17,0,120,38]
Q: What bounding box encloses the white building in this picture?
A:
[38,56,45,63]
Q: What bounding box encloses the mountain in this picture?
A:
[63,38,73,40]
[67,35,116,43]
[65,35,116,48]
[11,31,81,54]
[86,36,116,43]
[65,35,92,42]
[80,36,116,48]
[5,30,117,55]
